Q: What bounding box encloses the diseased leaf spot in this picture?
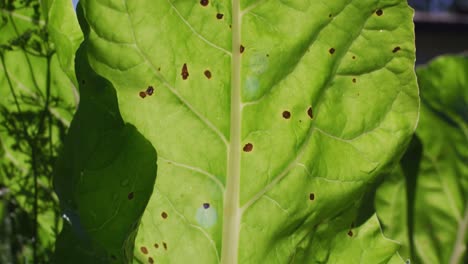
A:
[240,45,245,53]
[329,48,335,54]
[352,56,356,60]
[307,107,314,119]
[309,193,315,201]
[163,242,167,250]
[148,257,154,264]
[200,0,209,7]
[181,63,189,80]
[282,111,291,119]
[139,92,147,98]
[216,13,224,19]
[392,46,401,53]
[243,143,253,152]
[352,78,356,83]
[203,203,210,209]
[204,70,212,79]
[161,212,168,219]
[375,9,383,16]
[146,86,154,95]
[140,246,148,254]
[154,243,159,249]
[328,14,332,18]
[128,192,134,200]
[347,230,353,237]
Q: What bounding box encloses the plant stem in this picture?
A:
[449,206,468,264]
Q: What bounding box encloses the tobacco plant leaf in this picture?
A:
[55,0,419,263]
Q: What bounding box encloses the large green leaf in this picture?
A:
[56,0,419,262]
[376,55,468,264]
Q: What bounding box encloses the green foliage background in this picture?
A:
[0,0,466,263]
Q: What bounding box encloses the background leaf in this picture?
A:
[376,55,468,264]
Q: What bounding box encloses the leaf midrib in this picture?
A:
[221,0,241,263]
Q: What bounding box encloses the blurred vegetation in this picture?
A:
[0,0,76,263]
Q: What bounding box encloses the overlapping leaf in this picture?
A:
[376,55,468,264]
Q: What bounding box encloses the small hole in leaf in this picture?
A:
[309,193,315,201]
[148,257,154,264]
[140,246,148,254]
[240,45,245,53]
[307,107,314,119]
[347,230,353,237]
[392,46,401,53]
[216,13,224,19]
[128,192,134,200]
[352,78,356,83]
[376,9,383,16]
[329,48,335,54]
[139,92,147,98]
[161,212,168,219]
[243,143,253,152]
[282,111,291,119]
[163,242,168,250]
[204,70,212,79]
[200,0,209,7]
[154,243,159,249]
[181,63,189,80]
[203,203,210,209]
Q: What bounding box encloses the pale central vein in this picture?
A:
[220,0,241,263]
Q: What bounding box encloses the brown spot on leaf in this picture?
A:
[240,45,245,53]
[243,143,253,152]
[140,246,148,254]
[309,193,315,201]
[148,257,154,264]
[376,9,383,16]
[347,230,353,237]
[216,13,224,19]
[146,86,154,95]
[128,192,134,200]
[329,48,335,54]
[392,46,401,53]
[181,63,189,80]
[352,78,356,83]
[163,242,167,250]
[352,56,356,60]
[307,107,314,119]
[161,212,168,219]
[139,92,147,98]
[204,70,212,79]
[200,0,209,6]
[282,111,291,119]
[154,243,159,248]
